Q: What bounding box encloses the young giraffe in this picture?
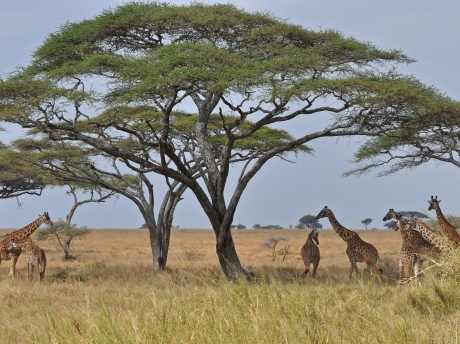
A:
[428,196,460,246]
[407,215,450,255]
[8,238,46,282]
[316,206,382,283]
[383,209,440,282]
[0,212,52,279]
[383,209,420,281]
[300,229,320,278]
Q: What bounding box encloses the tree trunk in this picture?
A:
[64,239,71,260]
[215,228,251,280]
[142,215,164,272]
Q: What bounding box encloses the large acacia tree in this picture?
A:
[9,112,300,271]
[0,2,445,278]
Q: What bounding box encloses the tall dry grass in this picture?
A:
[0,228,459,343]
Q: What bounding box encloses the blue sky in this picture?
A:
[1,1,459,229]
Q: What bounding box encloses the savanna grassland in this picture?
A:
[1,228,460,344]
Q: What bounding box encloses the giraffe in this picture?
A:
[316,206,382,283]
[383,209,420,281]
[0,212,52,279]
[428,195,460,246]
[407,214,450,255]
[383,209,440,282]
[300,229,320,278]
[8,238,46,282]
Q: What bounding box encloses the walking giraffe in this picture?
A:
[383,209,440,282]
[0,212,52,279]
[428,196,460,246]
[300,229,320,278]
[8,238,46,282]
[407,214,450,255]
[316,206,382,283]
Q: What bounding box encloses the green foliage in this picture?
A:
[37,219,91,260]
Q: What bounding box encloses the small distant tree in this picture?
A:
[253,224,261,229]
[36,219,91,260]
[236,223,246,229]
[362,218,373,229]
[259,236,290,261]
[299,215,321,229]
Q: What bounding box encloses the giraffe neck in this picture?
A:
[397,218,406,235]
[327,212,354,242]
[414,219,448,253]
[11,217,45,240]
[433,204,460,241]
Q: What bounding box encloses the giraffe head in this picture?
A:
[428,195,440,211]
[315,206,331,220]
[39,212,53,227]
[309,229,319,245]
[382,209,403,231]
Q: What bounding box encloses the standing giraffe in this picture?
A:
[0,212,52,279]
[407,215,450,255]
[383,209,440,282]
[428,196,460,246]
[8,238,46,282]
[316,206,382,283]
[300,229,320,278]
[383,209,420,281]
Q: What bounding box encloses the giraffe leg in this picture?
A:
[414,257,423,282]
[399,258,404,282]
[28,263,34,282]
[368,263,382,284]
[301,257,311,278]
[402,261,412,282]
[312,259,319,278]
[39,263,45,282]
[349,261,360,279]
[9,255,19,280]
[301,268,309,278]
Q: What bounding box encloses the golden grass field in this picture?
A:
[0,227,459,343]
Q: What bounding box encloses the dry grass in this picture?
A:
[0,228,459,343]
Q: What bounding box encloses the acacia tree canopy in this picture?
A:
[0,2,445,279]
[0,142,49,199]
[345,97,460,177]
